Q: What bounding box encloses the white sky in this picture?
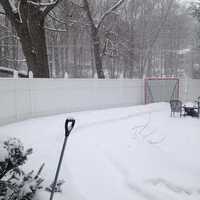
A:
[178,0,199,3]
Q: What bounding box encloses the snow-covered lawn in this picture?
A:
[0,103,200,200]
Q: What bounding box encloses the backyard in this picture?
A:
[0,102,200,200]
[1,0,200,199]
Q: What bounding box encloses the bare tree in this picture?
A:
[0,0,193,79]
[142,0,174,78]
[82,0,125,79]
[0,0,61,77]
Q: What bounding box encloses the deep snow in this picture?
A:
[0,103,200,200]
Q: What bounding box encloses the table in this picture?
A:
[183,102,199,117]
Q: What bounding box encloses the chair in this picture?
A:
[194,96,200,118]
[170,100,183,117]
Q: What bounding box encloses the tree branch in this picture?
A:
[44,26,67,32]
[0,24,9,31]
[0,0,24,25]
[0,10,6,15]
[97,0,125,29]
[142,0,174,77]
[42,0,61,17]
[0,0,17,21]
[83,0,96,29]
[27,0,59,7]
[48,12,78,25]
[0,35,19,41]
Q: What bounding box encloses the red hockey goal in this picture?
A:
[144,78,179,104]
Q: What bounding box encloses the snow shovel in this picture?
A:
[50,118,75,200]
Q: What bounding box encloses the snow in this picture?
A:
[0,103,200,200]
[0,66,27,76]
[0,66,16,73]
[0,145,8,162]
[8,0,18,13]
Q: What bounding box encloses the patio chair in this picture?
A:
[170,100,183,117]
[194,96,200,118]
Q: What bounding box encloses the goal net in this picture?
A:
[144,78,179,104]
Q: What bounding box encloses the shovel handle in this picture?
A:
[50,118,75,200]
[65,118,75,137]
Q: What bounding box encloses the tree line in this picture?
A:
[0,0,199,78]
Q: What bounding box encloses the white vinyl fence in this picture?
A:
[0,78,199,126]
[179,79,200,102]
[0,79,144,125]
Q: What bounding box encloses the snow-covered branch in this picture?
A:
[0,35,19,41]
[27,0,58,7]
[44,26,67,32]
[83,0,96,28]
[48,11,91,28]
[6,0,60,17]
[42,0,61,17]
[0,10,6,15]
[0,24,10,30]
[48,12,78,26]
[0,0,19,21]
[6,57,26,62]
[8,0,18,13]
[97,0,125,29]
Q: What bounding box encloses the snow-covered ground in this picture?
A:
[0,103,200,200]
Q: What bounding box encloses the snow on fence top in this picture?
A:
[0,66,28,78]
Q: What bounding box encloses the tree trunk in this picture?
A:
[4,17,9,68]
[0,0,57,78]
[27,7,49,78]
[91,27,105,79]
[90,42,95,77]
[14,21,37,76]
[73,35,78,78]
[11,26,18,70]
[13,12,49,77]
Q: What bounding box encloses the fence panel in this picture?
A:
[0,79,144,125]
[0,78,199,126]
[179,79,200,102]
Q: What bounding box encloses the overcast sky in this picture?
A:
[179,0,198,2]
[178,0,198,7]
